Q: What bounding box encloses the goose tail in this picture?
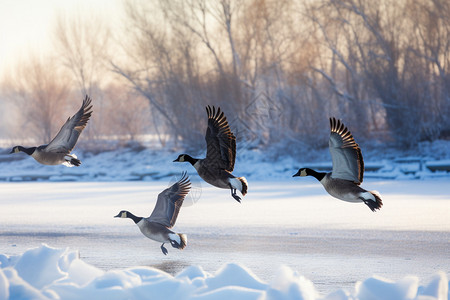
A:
[169,233,187,250]
[237,177,248,196]
[178,233,187,249]
[70,157,81,167]
[365,191,383,212]
[63,154,81,167]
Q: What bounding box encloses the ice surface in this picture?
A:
[0,179,449,299]
[0,245,448,300]
[1,142,449,299]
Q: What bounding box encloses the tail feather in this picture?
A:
[179,233,187,249]
[170,233,187,250]
[238,177,248,196]
[70,158,81,167]
[365,191,383,212]
[63,154,81,167]
[177,233,187,250]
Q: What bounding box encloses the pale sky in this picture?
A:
[0,0,124,77]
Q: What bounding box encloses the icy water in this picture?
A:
[0,180,449,295]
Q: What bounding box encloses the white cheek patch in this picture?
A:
[122,212,127,218]
[301,170,307,176]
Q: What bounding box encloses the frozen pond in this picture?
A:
[0,179,449,295]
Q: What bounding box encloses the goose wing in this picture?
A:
[148,172,191,228]
[328,117,364,184]
[44,95,93,153]
[204,106,236,172]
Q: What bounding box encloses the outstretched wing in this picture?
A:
[204,106,236,172]
[44,95,93,153]
[329,117,364,184]
[148,172,191,228]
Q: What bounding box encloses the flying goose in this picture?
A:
[114,172,190,255]
[174,106,248,202]
[293,117,383,212]
[10,95,93,167]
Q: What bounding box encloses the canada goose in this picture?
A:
[293,117,383,212]
[114,172,190,255]
[10,95,93,167]
[174,106,248,202]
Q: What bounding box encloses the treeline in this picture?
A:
[2,0,449,154]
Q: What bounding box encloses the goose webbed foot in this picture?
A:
[161,243,168,255]
[229,185,241,203]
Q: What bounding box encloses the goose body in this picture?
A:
[174,106,248,202]
[115,172,190,255]
[293,118,383,212]
[10,95,93,167]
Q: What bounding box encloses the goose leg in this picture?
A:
[229,184,241,203]
[160,243,168,255]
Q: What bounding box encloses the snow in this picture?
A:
[0,245,448,300]
[1,143,450,182]
[0,179,449,299]
[0,144,449,299]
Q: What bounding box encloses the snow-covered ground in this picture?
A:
[0,179,449,299]
[1,141,450,182]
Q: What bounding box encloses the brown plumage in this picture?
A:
[174,106,248,202]
[294,117,383,212]
[10,95,93,167]
[329,117,364,184]
[205,105,237,172]
[115,172,191,255]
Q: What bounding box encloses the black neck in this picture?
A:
[127,212,143,224]
[19,146,36,155]
[185,154,199,166]
[307,168,326,181]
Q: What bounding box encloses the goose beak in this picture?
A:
[114,213,121,218]
[292,172,300,177]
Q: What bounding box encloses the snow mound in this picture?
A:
[0,245,448,300]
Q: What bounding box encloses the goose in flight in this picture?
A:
[174,106,248,202]
[293,117,383,212]
[10,95,93,167]
[115,172,190,255]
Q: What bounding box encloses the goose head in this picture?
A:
[114,210,130,219]
[10,146,21,154]
[173,154,187,162]
[10,146,36,155]
[293,168,310,177]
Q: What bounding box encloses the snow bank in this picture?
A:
[1,141,450,182]
[0,245,447,300]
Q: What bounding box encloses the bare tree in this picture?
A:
[111,0,450,153]
[53,11,111,97]
[102,84,151,145]
[3,55,70,143]
[405,0,450,140]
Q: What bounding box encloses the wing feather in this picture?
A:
[148,172,191,228]
[329,117,364,184]
[44,95,93,153]
[205,105,236,172]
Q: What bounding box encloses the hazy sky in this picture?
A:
[0,0,123,77]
